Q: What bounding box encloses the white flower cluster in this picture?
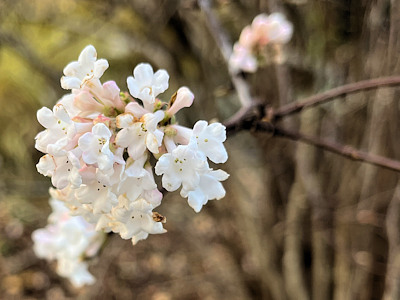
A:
[32,195,104,288]
[34,45,229,273]
[229,13,293,73]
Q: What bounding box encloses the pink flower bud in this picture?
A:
[167,87,194,116]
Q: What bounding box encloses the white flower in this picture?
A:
[252,13,293,45]
[78,123,114,171]
[229,43,257,73]
[75,179,118,214]
[155,139,209,192]
[118,156,159,203]
[61,45,109,90]
[57,259,96,288]
[115,111,164,160]
[109,196,166,243]
[31,198,103,288]
[181,169,229,212]
[35,104,76,156]
[36,151,82,189]
[192,121,228,164]
[126,63,169,110]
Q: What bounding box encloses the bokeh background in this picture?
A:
[1,0,400,299]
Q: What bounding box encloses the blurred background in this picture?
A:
[1,0,400,299]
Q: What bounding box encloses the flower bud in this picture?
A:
[167,87,194,116]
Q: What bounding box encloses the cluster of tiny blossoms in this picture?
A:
[32,196,104,287]
[229,13,293,73]
[33,45,229,286]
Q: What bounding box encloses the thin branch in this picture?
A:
[226,117,400,172]
[197,0,253,108]
[273,123,400,172]
[274,76,400,119]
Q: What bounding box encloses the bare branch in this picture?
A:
[197,0,253,108]
[271,123,400,172]
[274,76,400,119]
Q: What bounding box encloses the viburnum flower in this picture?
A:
[61,45,109,90]
[115,111,165,160]
[127,63,169,110]
[34,45,229,286]
[35,104,76,156]
[230,12,293,72]
[155,139,209,192]
[78,122,114,171]
[109,196,166,245]
[36,151,81,189]
[181,169,229,212]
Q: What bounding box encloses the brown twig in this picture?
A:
[274,76,400,119]
[264,122,400,172]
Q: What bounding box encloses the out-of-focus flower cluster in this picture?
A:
[33,45,229,287]
[32,196,104,288]
[229,13,293,73]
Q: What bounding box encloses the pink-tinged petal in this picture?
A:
[93,59,109,78]
[102,81,124,110]
[102,81,119,99]
[36,155,56,176]
[79,165,97,183]
[60,76,82,90]
[74,91,103,113]
[125,102,148,117]
[37,107,56,128]
[239,25,256,48]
